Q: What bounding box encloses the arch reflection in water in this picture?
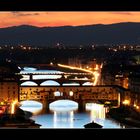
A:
[50,100,78,128]
[20,100,43,115]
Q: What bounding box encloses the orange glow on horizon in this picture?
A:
[0,12,140,28]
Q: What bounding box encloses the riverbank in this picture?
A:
[22,110,33,119]
[0,107,41,128]
[107,106,140,128]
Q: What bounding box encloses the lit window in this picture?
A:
[69,91,74,96]
[54,91,61,96]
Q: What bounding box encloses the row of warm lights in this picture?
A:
[0,100,18,115]
[85,64,102,71]
[122,99,139,110]
[58,63,93,73]
[57,63,100,86]
[134,104,139,110]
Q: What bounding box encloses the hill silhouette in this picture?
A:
[0,22,140,46]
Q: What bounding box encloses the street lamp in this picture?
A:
[11,100,18,114]
[122,100,130,106]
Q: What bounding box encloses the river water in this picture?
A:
[19,67,130,128]
[20,101,128,128]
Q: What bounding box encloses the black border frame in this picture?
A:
[0,0,140,139]
[0,0,140,11]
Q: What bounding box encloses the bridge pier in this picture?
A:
[79,82,82,87]
[78,104,85,112]
[78,99,86,112]
[42,99,50,113]
[29,74,33,80]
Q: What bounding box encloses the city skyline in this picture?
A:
[0,12,140,28]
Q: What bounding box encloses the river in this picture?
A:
[20,100,130,128]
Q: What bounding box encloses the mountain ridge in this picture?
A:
[0,22,140,46]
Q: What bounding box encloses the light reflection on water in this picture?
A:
[53,110,75,128]
[86,103,106,126]
[20,101,124,128]
[20,106,43,115]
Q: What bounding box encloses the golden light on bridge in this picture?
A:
[100,63,103,69]
[93,71,100,86]
[94,64,99,71]
[11,100,18,114]
[58,64,94,73]
[58,63,100,86]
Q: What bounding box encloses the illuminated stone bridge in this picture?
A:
[20,79,94,86]
[19,85,122,112]
[19,72,95,86]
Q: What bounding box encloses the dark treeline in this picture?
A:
[0,47,140,65]
[0,47,110,64]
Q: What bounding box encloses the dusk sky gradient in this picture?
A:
[0,12,140,28]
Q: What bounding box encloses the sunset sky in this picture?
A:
[0,12,140,28]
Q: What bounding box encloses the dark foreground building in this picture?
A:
[0,60,21,105]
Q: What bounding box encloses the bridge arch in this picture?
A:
[62,82,80,86]
[33,75,62,80]
[20,100,43,106]
[40,80,60,86]
[49,99,78,111]
[19,100,43,114]
[23,67,37,71]
[82,82,94,86]
[21,81,38,86]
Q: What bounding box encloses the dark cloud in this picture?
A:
[11,12,40,16]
